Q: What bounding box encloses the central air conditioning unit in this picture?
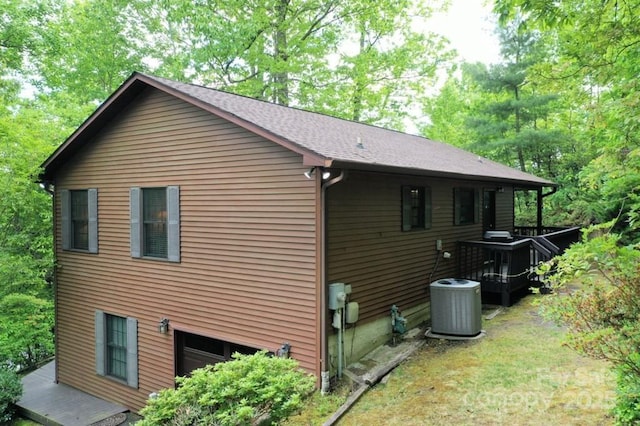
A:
[430,278,482,336]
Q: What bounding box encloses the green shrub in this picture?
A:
[0,293,54,370]
[539,223,640,424]
[138,351,316,425]
[614,357,640,425]
[0,367,23,423]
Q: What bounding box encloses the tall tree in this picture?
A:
[421,71,479,146]
[0,1,53,72]
[465,20,567,178]
[132,0,452,128]
[425,20,572,177]
[494,0,640,236]
[493,1,640,422]
[132,0,342,105]
[34,0,149,104]
[0,99,59,299]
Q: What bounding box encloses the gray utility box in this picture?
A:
[430,278,482,336]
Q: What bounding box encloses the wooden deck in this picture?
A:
[17,361,130,426]
[457,227,580,306]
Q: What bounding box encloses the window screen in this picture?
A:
[143,188,167,258]
[106,314,127,380]
[71,190,89,250]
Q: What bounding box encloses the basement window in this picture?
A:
[95,310,138,388]
[176,331,260,377]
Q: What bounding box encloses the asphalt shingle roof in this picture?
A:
[145,74,552,186]
[42,72,554,187]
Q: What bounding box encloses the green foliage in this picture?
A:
[492,0,640,232]
[35,0,149,103]
[0,0,56,74]
[538,223,640,423]
[614,355,640,425]
[0,101,56,299]
[137,351,316,426]
[0,367,23,423]
[131,0,452,129]
[0,294,54,370]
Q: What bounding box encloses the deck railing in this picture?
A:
[457,226,581,306]
[531,226,581,253]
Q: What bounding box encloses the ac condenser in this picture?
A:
[430,278,482,336]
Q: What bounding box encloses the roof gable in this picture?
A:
[42,72,554,187]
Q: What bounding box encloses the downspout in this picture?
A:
[537,186,558,234]
[320,169,346,394]
[40,180,58,383]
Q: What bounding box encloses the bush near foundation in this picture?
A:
[137,351,315,426]
[0,367,23,423]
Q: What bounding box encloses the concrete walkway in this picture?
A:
[17,361,129,426]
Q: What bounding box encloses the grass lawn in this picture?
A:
[287,294,616,425]
[9,419,39,426]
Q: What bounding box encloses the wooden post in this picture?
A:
[537,187,543,236]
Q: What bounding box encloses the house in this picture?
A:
[40,72,564,412]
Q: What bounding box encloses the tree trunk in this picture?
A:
[273,0,290,105]
[514,85,526,173]
[351,27,366,122]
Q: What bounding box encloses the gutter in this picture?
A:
[542,186,558,198]
[320,169,346,394]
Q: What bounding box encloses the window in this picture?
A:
[106,314,127,380]
[454,187,480,225]
[130,186,180,262]
[71,190,89,250]
[401,186,432,231]
[95,310,138,388]
[60,188,98,253]
[175,331,259,377]
[143,188,167,258]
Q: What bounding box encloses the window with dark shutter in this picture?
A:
[401,186,431,231]
[454,187,480,225]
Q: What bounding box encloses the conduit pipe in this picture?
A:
[320,169,346,394]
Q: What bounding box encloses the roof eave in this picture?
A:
[326,160,556,188]
[133,74,328,167]
[40,72,328,182]
[40,74,149,182]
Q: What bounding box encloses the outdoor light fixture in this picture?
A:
[304,167,315,179]
[304,167,331,180]
[158,318,170,334]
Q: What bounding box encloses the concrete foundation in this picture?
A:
[327,301,430,375]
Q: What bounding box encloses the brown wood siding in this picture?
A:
[327,171,513,323]
[53,87,318,411]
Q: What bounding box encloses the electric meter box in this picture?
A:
[328,282,352,310]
